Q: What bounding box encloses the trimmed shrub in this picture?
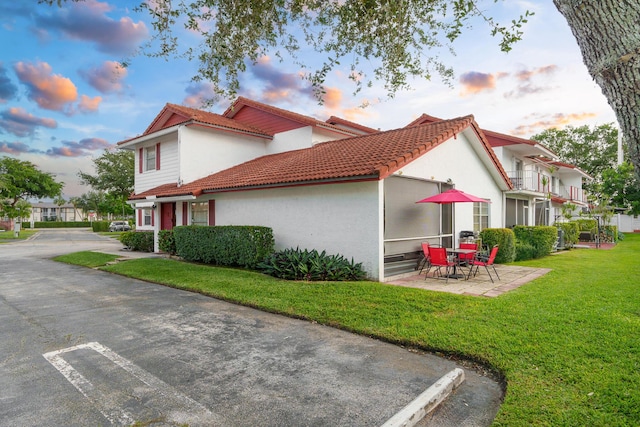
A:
[513,225,558,259]
[259,247,366,281]
[92,221,110,232]
[158,229,176,255]
[173,225,274,269]
[119,231,154,252]
[479,228,516,264]
[515,241,537,261]
[23,221,92,229]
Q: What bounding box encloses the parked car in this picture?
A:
[109,221,131,232]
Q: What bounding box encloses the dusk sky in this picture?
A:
[0,1,616,198]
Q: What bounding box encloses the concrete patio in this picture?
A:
[385,264,551,297]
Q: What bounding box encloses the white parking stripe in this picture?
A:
[43,342,215,425]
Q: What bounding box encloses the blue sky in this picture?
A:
[0,0,615,198]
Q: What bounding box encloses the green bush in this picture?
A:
[23,221,92,229]
[259,247,366,281]
[173,225,274,269]
[515,241,538,261]
[557,222,579,248]
[602,225,618,242]
[158,229,176,255]
[119,231,154,252]
[92,221,110,232]
[513,225,558,259]
[478,228,516,263]
[575,218,597,233]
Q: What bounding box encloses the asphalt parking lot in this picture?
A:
[0,229,502,426]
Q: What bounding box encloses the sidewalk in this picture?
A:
[386,264,551,297]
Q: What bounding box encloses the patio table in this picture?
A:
[445,248,477,279]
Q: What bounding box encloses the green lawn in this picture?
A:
[0,229,38,242]
[54,234,640,426]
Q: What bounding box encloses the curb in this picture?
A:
[381,368,465,427]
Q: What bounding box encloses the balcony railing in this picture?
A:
[507,170,587,204]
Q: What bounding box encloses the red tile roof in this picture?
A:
[325,116,379,134]
[117,103,272,146]
[223,97,360,136]
[131,115,510,200]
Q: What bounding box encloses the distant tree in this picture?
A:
[75,191,111,219]
[599,162,640,216]
[78,149,134,218]
[0,157,63,220]
[53,195,66,221]
[531,124,619,194]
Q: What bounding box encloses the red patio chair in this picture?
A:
[417,242,430,274]
[457,242,477,265]
[468,245,500,283]
[424,247,456,283]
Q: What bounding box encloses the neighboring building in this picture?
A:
[408,114,591,227]
[118,98,511,281]
[29,202,84,223]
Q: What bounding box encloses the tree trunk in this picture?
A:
[553,0,640,178]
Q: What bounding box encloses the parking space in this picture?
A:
[0,230,502,426]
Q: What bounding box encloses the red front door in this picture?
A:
[161,202,176,230]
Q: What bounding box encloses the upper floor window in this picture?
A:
[139,143,160,173]
[473,201,490,233]
[145,146,156,171]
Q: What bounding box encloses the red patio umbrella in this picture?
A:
[416,188,490,204]
[416,188,491,246]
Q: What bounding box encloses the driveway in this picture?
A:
[0,229,502,426]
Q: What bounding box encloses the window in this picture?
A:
[473,201,490,232]
[143,209,152,226]
[145,146,156,171]
[191,202,208,225]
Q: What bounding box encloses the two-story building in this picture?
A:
[408,114,591,228]
[118,98,511,281]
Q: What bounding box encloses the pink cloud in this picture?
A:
[0,141,40,155]
[80,60,127,93]
[459,71,496,95]
[35,0,148,55]
[0,107,57,137]
[47,137,111,157]
[14,61,77,111]
[511,112,598,136]
[78,95,102,113]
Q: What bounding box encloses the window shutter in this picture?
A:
[155,143,161,170]
[139,148,143,173]
[182,203,188,225]
[208,200,215,226]
[151,209,155,226]
[138,209,142,226]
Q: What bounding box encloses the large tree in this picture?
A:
[531,123,619,192]
[41,1,640,176]
[78,149,134,218]
[0,157,64,219]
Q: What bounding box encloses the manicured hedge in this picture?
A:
[92,221,110,232]
[478,228,516,264]
[23,221,92,228]
[159,229,176,255]
[173,225,274,269]
[119,231,154,252]
[513,225,558,260]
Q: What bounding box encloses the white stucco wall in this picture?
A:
[210,181,381,280]
[396,132,505,245]
[179,126,269,183]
